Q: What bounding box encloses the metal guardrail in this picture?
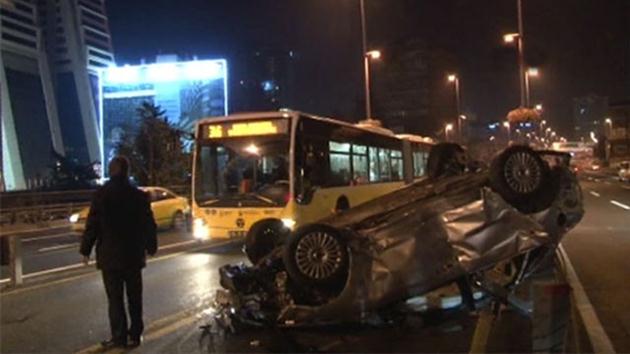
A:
[0,185,191,287]
[0,224,71,286]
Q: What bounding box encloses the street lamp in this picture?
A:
[445,123,454,142]
[525,67,539,107]
[363,50,381,118]
[447,74,462,141]
[604,117,613,137]
[535,103,543,111]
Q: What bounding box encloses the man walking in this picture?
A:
[80,156,157,349]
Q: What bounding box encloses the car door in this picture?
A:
[150,189,173,227]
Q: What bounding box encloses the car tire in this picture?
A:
[283,224,349,292]
[171,211,186,231]
[489,145,557,214]
[427,143,467,180]
[245,220,289,265]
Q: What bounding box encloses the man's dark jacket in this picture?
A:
[80,177,157,270]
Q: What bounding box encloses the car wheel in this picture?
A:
[489,145,557,213]
[283,224,349,291]
[245,220,288,265]
[171,211,186,231]
[427,143,467,180]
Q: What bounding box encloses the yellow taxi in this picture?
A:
[70,187,190,233]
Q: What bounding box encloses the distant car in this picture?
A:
[70,187,190,233]
[618,161,630,182]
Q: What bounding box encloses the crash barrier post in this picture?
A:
[531,281,571,352]
[0,226,60,286]
[8,235,23,286]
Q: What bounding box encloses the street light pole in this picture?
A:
[517,0,526,108]
[359,0,372,118]
[448,74,461,141]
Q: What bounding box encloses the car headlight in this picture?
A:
[281,218,296,230]
[69,213,80,223]
[193,218,210,240]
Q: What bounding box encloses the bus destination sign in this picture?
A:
[202,119,288,139]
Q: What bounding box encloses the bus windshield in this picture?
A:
[194,135,290,207]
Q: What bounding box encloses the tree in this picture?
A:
[116,102,190,186]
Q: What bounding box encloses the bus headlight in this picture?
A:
[281,218,296,230]
[69,213,80,223]
[193,218,210,240]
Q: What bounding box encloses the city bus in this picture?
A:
[191,110,433,260]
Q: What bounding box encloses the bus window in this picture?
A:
[352,144,369,184]
[379,148,392,181]
[329,141,351,186]
[391,150,403,181]
[369,146,379,181]
[413,151,427,177]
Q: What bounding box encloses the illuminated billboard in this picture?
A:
[99,59,228,163]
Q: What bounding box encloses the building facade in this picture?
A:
[100,56,228,164]
[1,0,114,190]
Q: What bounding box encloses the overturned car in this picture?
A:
[215,144,584,326]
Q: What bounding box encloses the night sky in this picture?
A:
[105,0,629,137]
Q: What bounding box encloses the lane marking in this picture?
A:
[23,233,77,243]
[0,239,239,292]
[558,245,616,353]
[75,308,202,354]
[1,239,199,284]
[38,244,78,253]
[589,191,601,197]
[610,200,630,210]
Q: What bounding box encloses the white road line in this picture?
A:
[590,191,601,197]
[558,245,616,353]
[23,233,76,243]
[0,239,219,285]
[610,200,630,210]
[38,244,78,253]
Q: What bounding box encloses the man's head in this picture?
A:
[109,156,130,178]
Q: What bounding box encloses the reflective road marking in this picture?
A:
[1,239,213,286]
[590,191,601,197]
[611,200,630,211]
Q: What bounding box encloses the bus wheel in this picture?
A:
[283,224,349,291]
[245,220,288,265]
[489,145,557,213]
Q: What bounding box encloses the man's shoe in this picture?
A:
[100,339,126,349]
[127,336,142,348]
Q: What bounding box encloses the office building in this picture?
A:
[1,0,113,190]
